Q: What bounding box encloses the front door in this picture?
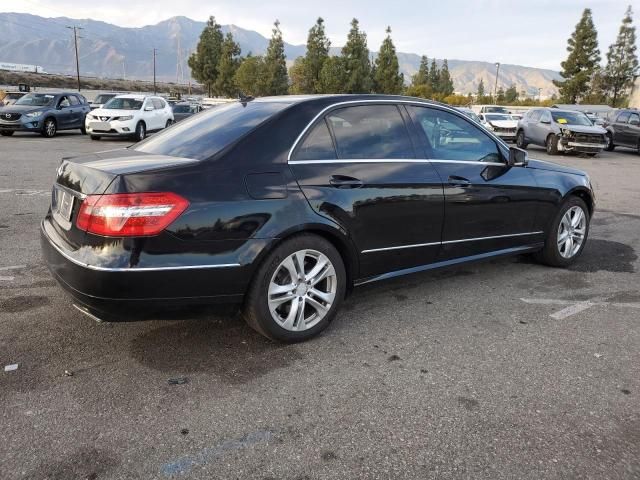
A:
[407,105,542,260]
[288,103,444,279]
[56,96,73,129]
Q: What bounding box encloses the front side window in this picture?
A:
[409,106,501,163]
[540,111,552,123]
[69,95,79,106]
[152,98,165,110]
[59,96,70,108]
[293,119,336,160]
[617,111,631,123]
[326,105,414,159]
[104,98,144,110]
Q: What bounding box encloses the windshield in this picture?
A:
[15,93,56,107]
[485,114,511,121]
[104,97,143,110]
[551,111,593,126]
[484,106,508,113]
[133,101,291,160]
[93,94,116,104]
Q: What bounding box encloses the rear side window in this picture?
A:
[293,120,336,160]
[409,106,501,163]
[617,111,631,123]
[133,101,290,160]
[327,105,414,159]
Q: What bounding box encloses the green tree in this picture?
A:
[553,8,601,103]
[341,18,372,93]
[373,26,404,94]
[476,78,485,97]
[318,56,347,93]
[288,57,308,94]
[438,59,454,96]
[504,85,519,103]
[603,6,638,106]
[234,55,267,97]
[496,87,505,103]
[213,32,241,97]
[187,16,224,96]
[263,20,289,95]
[428,58,440,92]
[411,55,429,86]
[305,17,331,93]
[405,83,433,99]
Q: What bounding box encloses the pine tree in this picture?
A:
[305,17,331,93]
[496,87,505,103]
[234,55,267,97]
[428,58,440,92]
[318,56,347,93]
[553,8,601,103]
[373,27,404,94]
[504,85,519,103]
[603,6,639,106]
[288,57,308,94]
[341,18,372,93]
[213,32,241,97]
[411,55,429,86]
[187,16,224,97]
[438,59,454,96]
[477,78,485,98]
[263,20,289,95]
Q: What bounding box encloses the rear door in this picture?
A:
[627,112,640,147]
[407,105,541,260]
[613,111,631,145]
[289,102,444,279]
[68,94,82,127]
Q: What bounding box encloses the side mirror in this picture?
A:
[508,146,528,167]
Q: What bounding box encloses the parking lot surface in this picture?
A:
[1,132,639,479]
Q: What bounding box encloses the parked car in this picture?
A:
[172,102,202,122]
[85,94,174,141]
[41,95,594,342]
[478,113,518,142]
[455,107,482,123]
[0,91,26,107]
[516,108,607,156]
[471,104,510,115]
[510,113,523,121]
[89,93,118,110]
[0,92,89,137]
[603,109,640,153]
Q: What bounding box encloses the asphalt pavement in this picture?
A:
[1,132,639,479]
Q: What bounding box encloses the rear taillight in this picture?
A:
[76,192,189,237]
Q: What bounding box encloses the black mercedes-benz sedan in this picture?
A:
[41,95,594,342]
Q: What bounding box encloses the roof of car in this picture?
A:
[252,94,446,106]
[114,94,147,100]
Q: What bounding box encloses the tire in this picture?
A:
[0,131,14,136]
[243,234,347,343]
[134,121,146,141]
[90,135,101,141]
[80,124,87,135]
[41,118,56,138]
[604,133,615,151]
[165,119,173,128]
[516,130,528,149]
[586,153,598,157]
[637,139,640,155]
[546,134,559,155]
[533,196,590,267]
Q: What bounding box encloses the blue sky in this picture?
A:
[7,0,638,70]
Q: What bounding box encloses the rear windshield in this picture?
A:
[551,111,592,126]
[133,101,290,160]
[104,98,143,110]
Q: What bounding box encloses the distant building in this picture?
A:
[629,76,640,109]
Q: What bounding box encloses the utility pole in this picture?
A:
[66,25,83,92]
[538,87,543,102]
[493,62,500,103]
[153,48,157,95]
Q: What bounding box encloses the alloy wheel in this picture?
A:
[557,206,586,259]
[45,119,56,137]
[267,249,337,332]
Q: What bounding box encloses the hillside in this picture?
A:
[0,13,561,96]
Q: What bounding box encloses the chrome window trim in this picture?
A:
[289,158,507,167]
[287,98,508,162]
[361,231,544,254]
[45,230,241,272]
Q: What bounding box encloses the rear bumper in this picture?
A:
[40,219,261,314]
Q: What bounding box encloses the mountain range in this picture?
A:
[0,13,561,96]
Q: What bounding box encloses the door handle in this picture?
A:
[448,175,471,186]
[330,175,363,188]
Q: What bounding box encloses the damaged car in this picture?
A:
[516,108,607,156]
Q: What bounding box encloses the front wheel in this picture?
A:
[604,133,615,151]
[243,234,346,343]
[516,130,528,149]
[165,119,173,128]
[134,122,146,141]
[533,196,589,267]
[41,118,56,138]
[546,134,559,155]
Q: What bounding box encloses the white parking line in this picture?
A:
[0,276,15,281]
[0,189,49,196]
[0,265,27,271]
[521,297,640,319]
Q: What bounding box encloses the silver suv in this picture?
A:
[516,108,607,156]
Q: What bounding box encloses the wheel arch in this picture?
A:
[565,186,594,217]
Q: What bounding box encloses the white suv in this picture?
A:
[85,95,174,141]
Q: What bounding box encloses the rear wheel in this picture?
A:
[533,196,589,267]
[243,234,346,343]
[546,134,559,155]
[41,118,56,138]
[0,131,14,137]
[516,130,528,149]
[604,133,615,151]
[134,122,146,141]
